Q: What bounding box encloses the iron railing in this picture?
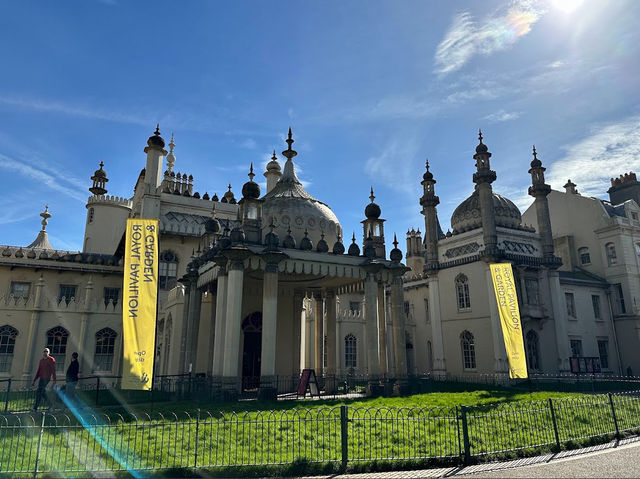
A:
[1,391,640,476]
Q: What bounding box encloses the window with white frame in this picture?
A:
[592,295,601,320]
[0,325,18,373]
[605,243,617,266]
[456,274,471,310]
[46,326,69,372]
[565,292,576,318]
[344,334,357,369]
[159,251,178,290]
[612,284,626,314]
[10,282,30,299]
[94,328,117,372]
[460,330,476,370]
[578,247,591,265]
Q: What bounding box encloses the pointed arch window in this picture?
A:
[526,330,540,371]
[46,326,69,372]
[94,328,117,372]
[345,334,357,369]
[460,330,476,370]
[159,251,179,290]
[0,325,18,373]
[456,274,471,310]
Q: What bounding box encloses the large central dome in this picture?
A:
[261,134,342,248]
[451,189,522,233]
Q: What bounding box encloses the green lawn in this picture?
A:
[1,387,639,478]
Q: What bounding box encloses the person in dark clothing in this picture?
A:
[65,352,79,404]
[32,348,56,410]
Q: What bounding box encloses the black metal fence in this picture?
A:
[1,391,640,476]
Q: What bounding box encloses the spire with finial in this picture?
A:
[530,145,542,168]
[166,133,176,173]
[146,123,165,148]
[390,233,403,262]
[242,163,261,199]
[27,205,54,250]
[369,186,375,203]
[282,127,297,160]
[249,163,255,181]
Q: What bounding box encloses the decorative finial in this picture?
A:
[393,233,399,249]
[282,127,297,160]
[248,163,255,182]
[532,145,537,160]
[352,232,356,242]
[425,158,430,171]
[99,160,104,169]
[369,186,375,203]
[478,129,483,144]
[169,133,175,151]
[155,124,161,136]
[228,184,232,192]
[40,205,51,231]
[272,150,277,160]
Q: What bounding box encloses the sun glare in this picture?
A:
[550,0,585,14]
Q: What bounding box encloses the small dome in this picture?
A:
[530,146,542,168]
[212,193,219,202]
[332,238,345,254]
[202,192,210,200]
[266,151,282,172]
[93,162,107,178]
[316,234,329,253]
[300,230,313,250]
[147,125,165,148]
[264,231,280,250]
[282,228,296,249]
[223,185,235,202]
[451,190,522,233]
[347,235,360,256]
[365,202,381,220]
[423,170,433,181]
[242,181,260,199]
[204,218,220,234]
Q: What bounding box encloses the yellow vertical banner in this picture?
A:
[122,218,159,390]
[489,263,528,379]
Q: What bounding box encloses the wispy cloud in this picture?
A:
[546,114,640,197]
[0,152,87,202]
[240,138,257,149]
[434,2,544,75]
[365,137,420,197]
[483,109,521,122]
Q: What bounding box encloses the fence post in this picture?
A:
[548,398,561,450]
[194,408,200,468]
[33,411,46,479]
[608,393,620,441]
[3,378,11,413]
[460,406,471,465]
[95,377,100,407]
[340,405,349,470]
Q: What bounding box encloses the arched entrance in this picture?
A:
[242,312,262,390]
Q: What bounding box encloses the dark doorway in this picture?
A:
[242,312,262,390]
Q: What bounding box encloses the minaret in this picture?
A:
[472,130,498,259]
[240,163,262,244]
[264,150,282,194]
[144,125,167,193]
[27,205,54,250]
[420,160,440,271]
[361,187,386,259]
[528,146,555,259]
[89,161,108,196]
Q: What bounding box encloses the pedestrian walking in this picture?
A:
[65,352,79,404]
[32,348,56,410]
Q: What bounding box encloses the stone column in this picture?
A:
[178,280,192,373]
[485,267,509,374]
[259,262,279,399]
[207,285,216,376]
[325,289,337,392]
[23,275,45,378]
[185,286,202,373]
[313,291,324,375]
[377,282,388,376]
[364,273,382,395]
[293,291,304,374]
[547,269,571,372]
[222,259,245,395]
[78,277,93,375]
[427,276,446,375]
[212,266,227,376]
[390,274,408,395]
[303,295,313,369]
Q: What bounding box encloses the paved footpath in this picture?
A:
[286,437,640,479]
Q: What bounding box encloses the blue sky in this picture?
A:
[0,0,639,253]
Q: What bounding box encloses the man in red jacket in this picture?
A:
[32,348,56,410]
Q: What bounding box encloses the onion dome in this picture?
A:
[530,145,542,168]
[389,234,403,262]
[242,163,261,199]
[147,124,165,148]
[203,192,210,200]
[451,189,522,233]
[266,150,282,173]
[316,233,329,253]
[212,193,219,202]
[222,184,235,203]
[204,218,221,234]
[193,192,201,199]
[347,233,360,256]
[230,225,245,244]
[89,161,109,195]
[300,229,313,250]
[365,187,381,220]
[332,235,345,254]
[475,129,488,154]
[264,222,280,251]
[282,227,296,249]
[423,160,434,181]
